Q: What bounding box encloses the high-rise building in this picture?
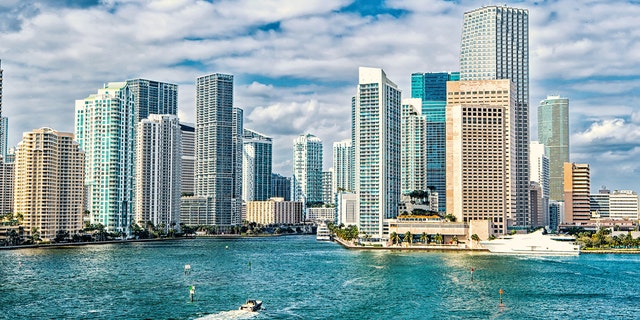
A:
[529,181,544,228]
[411,72,459,212]
[0,160,13,216]
[609,190,639,220]
[0,117,7,159]
[14,128,84,240]
[461,5,530,227]
[231,108,244,224]
[401,98,427,195]
[322,170,333,204]
[590,188,610,218]
[271,173,291,201]
[134,114,182,232]
[354,67,401,239]
[538,95,570,201]
[194,73,241,227]
[549,200,563,231]
[180,122,195,195]
[126,79,178,124]
[446,79,515,236]
[563,162,590,224]
[293,133,323,204]
[0,60,3,152]
[530,141,550,226]
[242,129,272,201]
[332,139,354,197]
[75,82,135,233]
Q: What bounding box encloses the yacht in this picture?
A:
[316,221,331,241]
[239,299,262,312]
[479,229,580,255]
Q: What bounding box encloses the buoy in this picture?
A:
[189,285,196,302]
[499,288,504,307]
[471,267,475,281]
[225,245,229,249]
[184,264,191,275]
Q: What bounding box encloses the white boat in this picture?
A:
[479,229,580,255]
[239,299,262,312]
[316,221,331,241]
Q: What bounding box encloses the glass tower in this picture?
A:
[461,5,530,227]
[538,95,569,202]
[293,133,323,204]
[126,79,178,123]
[243,129,272,201]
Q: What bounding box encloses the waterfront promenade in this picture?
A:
[333,236,489,252]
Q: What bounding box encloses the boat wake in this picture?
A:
[194,310,258,320]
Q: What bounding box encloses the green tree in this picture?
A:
[404,231,413,245]
[471,234,480,243]
[435,233,443,244]
[390,232,400,245]
[420,232,428,244]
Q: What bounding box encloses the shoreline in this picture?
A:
[0,237,191,251]
[332,236,489,253]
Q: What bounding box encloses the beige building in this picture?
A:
[563,162,590,224]
[14,128,85,240]
[0,160,13,216]
[306,207,335,222]
[609,190,639,220]
[446,79,515,236]
[246,197,303,225]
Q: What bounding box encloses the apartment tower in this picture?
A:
[242,129,272,202]
[332,139,355,196]
[293,133,323,204]
[538,95,570,201]
[563,162,590,224]
[401,98,427,195]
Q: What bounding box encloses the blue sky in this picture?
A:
[1,0,640,193]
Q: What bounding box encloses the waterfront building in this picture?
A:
[590,189,610,218]
[180,122,195,195]
[609,190,639,220]
[231,108,243,224]
[401,98,427,195]
[410,71,459,212]
[549,200,563,231]
[332,139,354,198]
[14,128,84,240]
[563,162,590,224]
[530,141,550,226]
[0,160,13,216]
[446,79,515,236]
[242,129,272,201]
[336,192,358,226]
[538,96,570,201]
[461,5,530,228]
[0,117,7,159]
[245,197,303,225]
[180,196,213,226]
[194,73,242,228]
[529,182,545,228]
[322,170,333,204]
[306,207,335,222]
[75,82,135,233]
[292,133,323,204]
[134,114,182,232]
[354,67,401,239]
[126,79,178,124]
[0,60,3,153]
[271,173,291,201]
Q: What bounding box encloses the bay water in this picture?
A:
[1,235,639,319]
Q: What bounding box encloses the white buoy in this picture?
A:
[184,264,191,275]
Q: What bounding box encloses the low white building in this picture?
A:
[609,190,639,220]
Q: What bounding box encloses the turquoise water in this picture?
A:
[1,236,640,319]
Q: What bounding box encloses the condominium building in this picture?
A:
[242,129,272,201]
[332,139,354,200]
[0,117,7,159]
[401,98,427,195]
[180,122,195,195]
[337,192,358,226]
[563,162,590,224]
[530,141,550,226]
[271,173,291,201]
[461,5,530,227]
[538,96,570,201]
[609,190,639,220]
[75,82,135,233]
[410,71,459,212]
[0,60,3,150]
[245,197,303,225]
[0,160,13,216]
[134,114,182,232]
[322,170,333,204]
[293,133,323,204]
[232,108,243,223]
[354,67,401,239]
[126,79,178,124]
[306,207,335,222]
[13,128,84,240]
[446,79,515,236]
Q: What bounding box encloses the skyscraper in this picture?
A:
[134,114,182,232]
[14,128,84,240]
[0,60,3,151]
[530,141,550,226]
[563,162,590,224]
[411,72,459,212]
[0,160,13,216]
[195,73,240,227]
[446,79,515,236]
[293,133,323,204]
[322,170,333,204]
[271,173,291,201]
[332,139,354,197]
[242,129,272,202]
[461,5,530,228]
[231,108,243,224]
[180,122,195,195]
[126,79,178,123]
[354,67,401,239]
[401,98,426,195]
[0,117,7,159]
[75,82,135,233]
[538,95,569,201]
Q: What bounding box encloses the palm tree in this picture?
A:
[404,231,413,245]
[435,233,443,244]
[420,232,428,244]
[471,234,480,243]
[390,232,400,246]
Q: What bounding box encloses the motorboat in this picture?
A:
[239,299,262,312]
[316,221,331,241]
[479,229,580,256]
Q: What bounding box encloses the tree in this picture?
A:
[444,214,456,222]
[404,231,413,245]
[452,236,459,245]
[420,232,428,244]
[435,233,443,244]
[390,232,400,246]
[471,234,480,243]
[31,227,41,243]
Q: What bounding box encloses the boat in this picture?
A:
[316,221,331,241]
[239,299,262,312]
[479,229,580,255]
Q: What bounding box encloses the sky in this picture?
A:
[1,0,640,193]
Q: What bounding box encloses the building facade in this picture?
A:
[563,162,590,224]
[134,114,182,232]
[609,190,639,220]
[538,95,570,201]
[292,133,323,204]
[180,122,195,195]
[530,141,550,226]
[245,198,303,225]
[271,173,291,201]
[401,98,427,195]
[0,160,13,216]
[446,79,515,236]
[14,128,84,240]
[242,129,272,202]
[461,5,530,227]
[354,67,401,239]
[332,139,354,197]
[337,192,358,226]
[0,117,7,159]
[322,170,333,204]
[126,79,178,124]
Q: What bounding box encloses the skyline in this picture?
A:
[1,0,640,192]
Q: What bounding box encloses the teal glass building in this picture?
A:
[538,95,569,201]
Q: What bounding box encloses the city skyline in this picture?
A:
[1,0,640,192]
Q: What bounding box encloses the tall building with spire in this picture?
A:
[460,5,530,228]
[293,133,323,204]
[354,67,401,240]
[538,95,569,201]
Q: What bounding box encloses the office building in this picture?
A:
[14,128,84,240]
[332,139,354,197]
[180,122,195,195]
[590,188,610,218]
[410,71,459,212]
[609,190,639,220]
[538,95,570,201]
[242,129,272,201]
[446,79,515,236]
[530,141,550,226]
[75,82,135,233]
[134,114,182,232]
[461,5,530,227]
[401,98,427,195]
[337,192,358,226]
[271,173,291,201]
[354,67,401,239]
[563,162,590,224]
[306,207,335,222]
[293,133,323,204]
[126,79,178,124]
[232,108,243,224]
[0,117,7,159]
[549,200,563,231]
[529,182,544,227]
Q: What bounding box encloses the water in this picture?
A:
[1,236,639,319]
